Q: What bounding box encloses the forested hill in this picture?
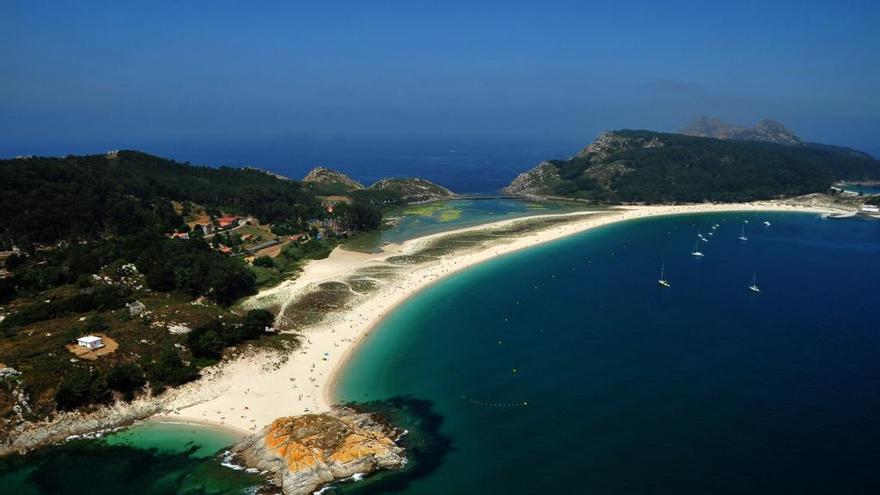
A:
[503,130,880,203]
[0,151,324,247]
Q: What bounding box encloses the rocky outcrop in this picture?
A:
[233,408,405,495]
[370,178,454,203]
[0,398,164,456]
[680,116,802,145]
[502,161,561,196]
[502,131,660,196]
[302,167,364,190]
[576,130,665,162]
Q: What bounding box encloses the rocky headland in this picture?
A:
[232,407,405,495]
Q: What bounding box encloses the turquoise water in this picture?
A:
[840,183,880,195]
[0,422,260,494]
[381,198,595,244]
[335,212,880,494]
[4,212,880,494]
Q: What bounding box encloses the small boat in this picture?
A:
[707,232,714,236]
[748,273,761,293]
[738,225,748,241]
[658,264,671,287]
[744,220,750,224]
[691,239,704,257]
[763,221,771,226]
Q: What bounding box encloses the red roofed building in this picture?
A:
[217,215,239,229]
[290,233,309,242]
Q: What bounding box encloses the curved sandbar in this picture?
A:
[158,202,833,434]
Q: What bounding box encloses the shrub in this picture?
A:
[55,368,111,410]
[106,363,146,401]
[252,256,275,268]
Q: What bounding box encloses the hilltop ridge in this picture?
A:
[504,129,880,202]
[370,177,455,203]
[680,116,802,145]
[302,166,364,191]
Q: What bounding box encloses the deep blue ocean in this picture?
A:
[96,136,583,194]
[336,211,880,494]
[3,211,878,494]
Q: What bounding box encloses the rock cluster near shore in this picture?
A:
[0,399,163,456]
[233,407,405,495]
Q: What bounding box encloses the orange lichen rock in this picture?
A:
[233,409,405,495]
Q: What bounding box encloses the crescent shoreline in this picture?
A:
[156,202,835,436]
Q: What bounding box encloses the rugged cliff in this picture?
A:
[504,161,562,196]
[233,408,405,495]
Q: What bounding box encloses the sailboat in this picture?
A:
[748,273,761,293]
[691,239,704,257]
[737,225,748,241]
[658,264,671,287]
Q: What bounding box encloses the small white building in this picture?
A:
[77,335,104,350]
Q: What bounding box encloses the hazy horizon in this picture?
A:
[3,1,879,160]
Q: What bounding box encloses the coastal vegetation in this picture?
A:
[0,152,459,424]
[504,130,880,202]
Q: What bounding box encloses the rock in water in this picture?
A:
[233,408,405,495]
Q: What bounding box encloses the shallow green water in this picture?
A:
[347,198,597,252]
[0,422,261,494]
[5,211,879,495]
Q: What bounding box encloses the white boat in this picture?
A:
[737,225,748,241]
[748,273,761,293]
[763,221,771,226]
[744,220,750,224]
[658,264,670,287]
[691,239,704,257]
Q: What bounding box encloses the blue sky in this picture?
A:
[2,0,879,158]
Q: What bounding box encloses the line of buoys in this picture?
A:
[462,395,528,407]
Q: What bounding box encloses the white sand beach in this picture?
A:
[158,202,834,436]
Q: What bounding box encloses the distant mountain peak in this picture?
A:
[302,166,364,190]
[680,116,802,145]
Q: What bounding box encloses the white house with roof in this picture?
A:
[77,335,104,350]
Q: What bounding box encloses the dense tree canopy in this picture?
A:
[536,131,880,203]
[0,151,325,248]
